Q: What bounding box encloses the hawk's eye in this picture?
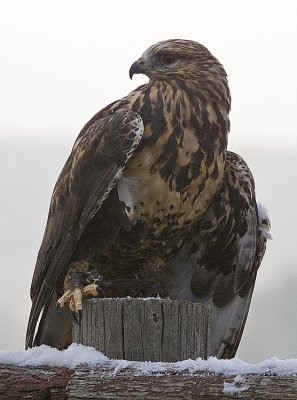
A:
[161,54,176,66]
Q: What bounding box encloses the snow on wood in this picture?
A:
[1,298,296,398]
[1,362,297,399]
[1,344,297,399]
[1,343,297,376]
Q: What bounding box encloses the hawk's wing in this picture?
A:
[26,111,143,348]
[164,151,271,358]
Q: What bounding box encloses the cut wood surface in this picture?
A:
[73,298,212,362]
[3,298,295,399]
[1,364,297,399]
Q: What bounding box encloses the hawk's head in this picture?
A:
[129,39,227,83]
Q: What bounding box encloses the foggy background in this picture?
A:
[0,0,296,363]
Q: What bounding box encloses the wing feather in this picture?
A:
[26,111,143,348]
[164,151,271,358]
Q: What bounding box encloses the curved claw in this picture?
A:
[71,311,79,325]
[57,271,105,323]
[78,310,82,325]
[71,310,83,325]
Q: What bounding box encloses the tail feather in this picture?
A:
[164,249,256,358]
[26,289,72,349]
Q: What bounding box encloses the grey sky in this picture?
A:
[0,0,296,362]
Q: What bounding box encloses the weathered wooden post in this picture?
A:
[73,298,211,362]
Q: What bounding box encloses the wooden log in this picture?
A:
[72,298,211,362]
[0,364,71,400]
[1,364,297,399]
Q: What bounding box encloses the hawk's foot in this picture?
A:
[56,267,105,324]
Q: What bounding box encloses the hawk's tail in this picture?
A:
[26,289,72,350]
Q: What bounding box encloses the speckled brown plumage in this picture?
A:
[165,151,271,358]
[26,39,255,351]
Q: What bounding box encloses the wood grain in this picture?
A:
[73,298,212,362]
[1,364,297,399]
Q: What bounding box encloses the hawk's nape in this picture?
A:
[26,39,268,357]
[165,151,271,358]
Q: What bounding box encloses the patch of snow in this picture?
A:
[129,356,297,376]
[117,296,163,301]
[0,344,108,368]
[0,344,297,376]
[223,375,251,395]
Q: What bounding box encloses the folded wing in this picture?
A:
[26,111,143,348]
[165,151,271,358]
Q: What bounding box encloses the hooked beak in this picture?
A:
[129,58,146,80]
